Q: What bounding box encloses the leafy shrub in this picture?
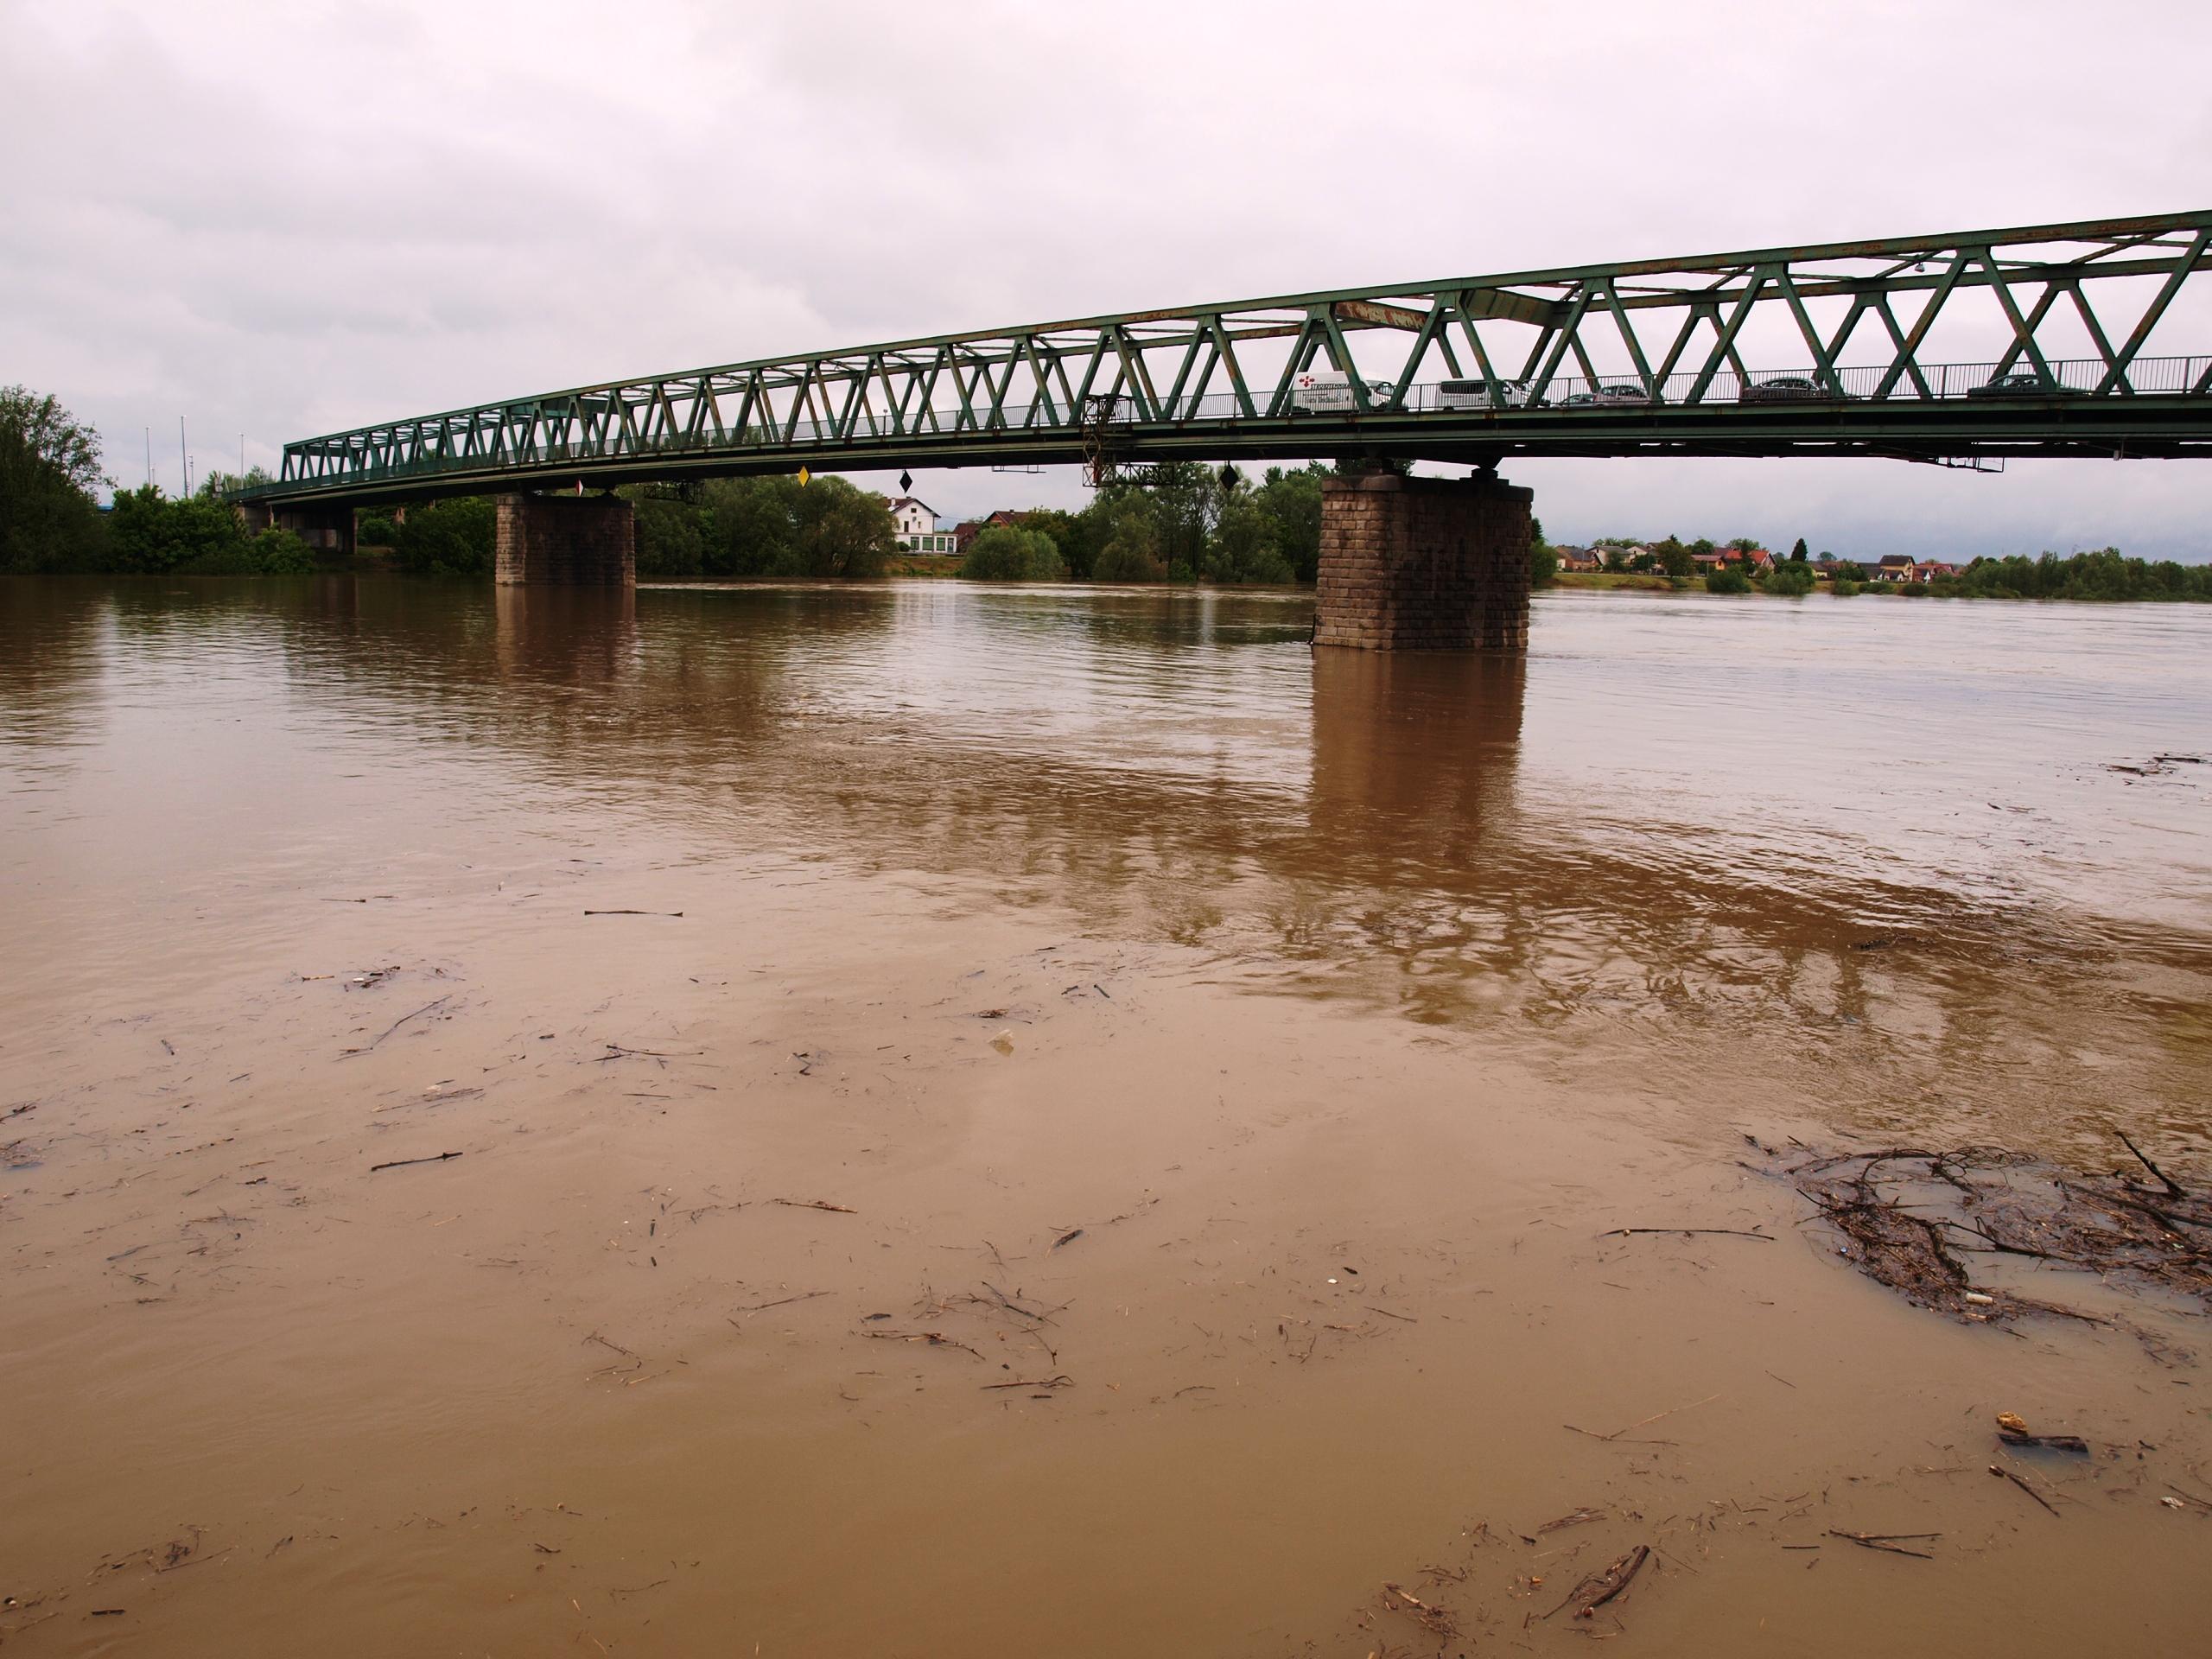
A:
[631,493,707,578]
[1529,544,1558,588]
[247,528,319,573]
[1090,508,1167,582]
[1764,561,1815,596]
[960,525,1063,581]
[1202,493,1293,584]
[1705,566,1752,594]
[391,496,495,575]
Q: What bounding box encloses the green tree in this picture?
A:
[244,528,319,573]
[391,496,495,575]
[1789,536,1809,562]
[626,487,708,578]
[0,385,107,571]
[961,524,1064,580]
[699,476,798,575]
[1255,462,1326,582]
[787,474,894,577]
[1019,508,1092,579]
[1658,537,1696,579]
[1204,490,1293,583]
[107,485,245,572]
[1090,494,1167,582]
[1766,561,1815,596]
[1706,566,1752,594]
[196,466,274,499]
[1530,543,1558,588]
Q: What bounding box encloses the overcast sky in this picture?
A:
[5,0,2209,557]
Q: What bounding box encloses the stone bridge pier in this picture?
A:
[1313,471,1531,651]
[494,492,636,586]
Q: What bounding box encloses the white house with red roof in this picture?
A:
[887,497,957,554]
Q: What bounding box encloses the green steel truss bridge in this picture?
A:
[249,212,2212,506]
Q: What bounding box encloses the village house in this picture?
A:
[952,508,1033,555]
[1554,544,1603,572]
[887,497,958,555]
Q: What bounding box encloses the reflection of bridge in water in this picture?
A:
[238,213,2212,651]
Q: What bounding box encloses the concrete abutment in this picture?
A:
[1313,472,1531,652]
[493,493,636,587]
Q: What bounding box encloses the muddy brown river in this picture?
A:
[3,576,2209,1656]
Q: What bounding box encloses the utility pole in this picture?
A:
[144,428,151,488]
[180,416,190,496]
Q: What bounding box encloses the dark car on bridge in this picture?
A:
[1742,376,1829,403]
[1561,384,1654,408]
[1967,372,2082,398]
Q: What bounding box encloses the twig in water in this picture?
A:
[368,1150,463,1173]
[733,1290,830,1314]
[582,910,683,918]
[343,995,453,1056]
[1988,1464,2061,1516]
[980,1281,1057,1321]
[861,1329,983,1359]
[1567,1391,1720,1443]
[1601,1227,1773,1242]
[771,1198,856,1213]
[981,1375,1074,1390]
[1547,1546,1649,1619]
[1827,1529,1937,1559]
[2116,1128,2188,1199]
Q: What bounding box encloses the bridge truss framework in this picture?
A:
[249,211,2212,505]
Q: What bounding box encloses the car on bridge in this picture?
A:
[1560,384,1655,408]
[1436,378,1542,410]
[1967,372,2082,398]
[1742,376,1833,403]
[1291,371,1395,412]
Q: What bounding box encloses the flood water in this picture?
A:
[3,576,2209,1655]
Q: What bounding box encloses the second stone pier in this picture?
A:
[1313,471,1532,651]
[493,492,637,586]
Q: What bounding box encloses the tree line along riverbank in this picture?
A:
[4,385,2207,600]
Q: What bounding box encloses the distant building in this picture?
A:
[950,509,1034,556]
[1554,545,1603,572]
[887,496,958,554]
